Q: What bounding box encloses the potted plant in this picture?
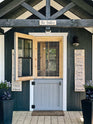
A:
[81,80,93,124]
[0,81,14,124]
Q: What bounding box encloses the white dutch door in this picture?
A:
[33,39,63,110]
[34,79,63,110]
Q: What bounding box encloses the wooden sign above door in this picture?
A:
[39,20,56,26]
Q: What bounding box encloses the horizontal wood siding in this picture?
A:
[5,26,92,110]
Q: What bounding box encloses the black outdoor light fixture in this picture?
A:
[72,35,80,46]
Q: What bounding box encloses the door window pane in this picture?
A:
[18,38,33,77]
[38,42,59,76]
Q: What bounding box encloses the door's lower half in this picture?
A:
[34,79,63,110]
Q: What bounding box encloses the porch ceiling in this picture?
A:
[0,0,93,19]
[0,0,42,19]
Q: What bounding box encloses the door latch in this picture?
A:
[32,81,35,85]
[59,82,61,86]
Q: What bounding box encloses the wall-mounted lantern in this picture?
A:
[72,36,79,46]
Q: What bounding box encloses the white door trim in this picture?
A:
[29,32,68,111]
[92,34,93,80]
[0,35,4,81]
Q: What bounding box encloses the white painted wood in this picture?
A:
[63,34,67,111]
[34,80,63,110]
[29,32,68,111]
[92,35,93,80]
[30,80,34,111]
[0,35,4,81]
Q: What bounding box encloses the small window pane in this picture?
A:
[18,38,33,77]
[37,42,59,76]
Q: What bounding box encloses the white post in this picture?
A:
[92,34,93,80]
[0,35,4,81]
[63,34,68,111]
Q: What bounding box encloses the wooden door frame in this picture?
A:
[34,36,63,79]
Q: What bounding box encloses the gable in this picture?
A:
[0,0,93,33]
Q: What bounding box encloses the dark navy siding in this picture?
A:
[5,27,92,111]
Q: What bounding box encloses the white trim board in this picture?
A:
[0,35,4,81]
[29,32,68,111]
[2,0,93,33]
[92,34,93,80]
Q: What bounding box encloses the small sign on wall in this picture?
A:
[39,20,56,25]
[74,49,85,92]
[12,50,22,91]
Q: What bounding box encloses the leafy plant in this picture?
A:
[84,80,93,99]
[84,80,93,89]
[0,81,11,100]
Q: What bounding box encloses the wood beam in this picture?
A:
[46,0,50,19]
[21,2,46,19]
[71,0,93,16]
[50,2,75,19]
[0,19,93,27]
[0,0,26,18]
[46,0,51,31]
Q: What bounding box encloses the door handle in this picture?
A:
[58,82,61,106]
